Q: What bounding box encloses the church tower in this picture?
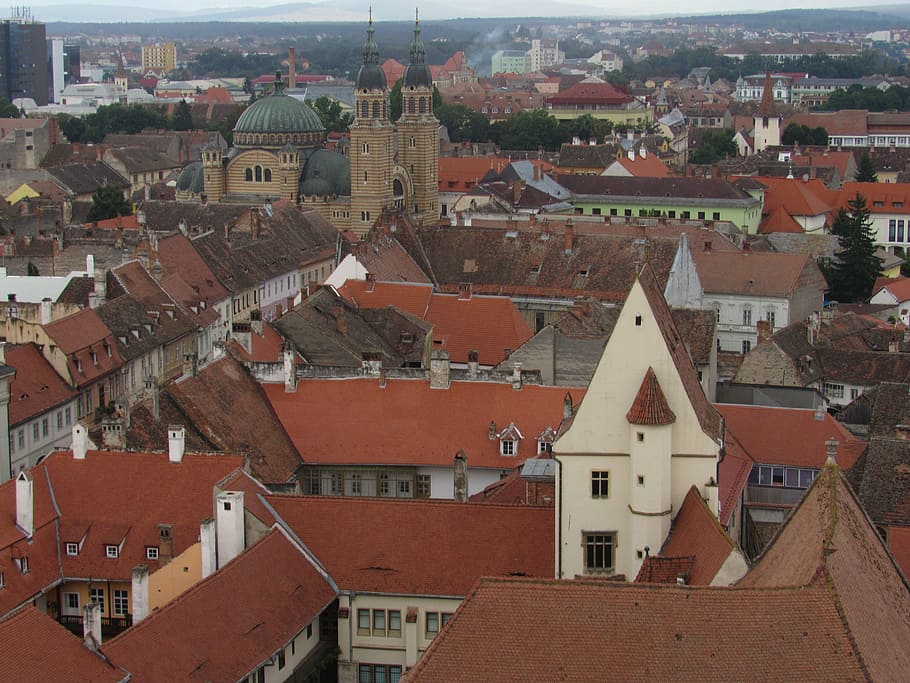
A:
[201,140,225,203]
[753,70,781,154]
[349,14,395,236]
[397,12,439,225]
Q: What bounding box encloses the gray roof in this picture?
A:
[47,162,130,196]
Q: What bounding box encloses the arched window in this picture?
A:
[255,166,262,182]
[419,97,427,113]
[264,169,272,182]
[360,101,368,118]
[407,98,415,114]
[372,101,380,118]
[245,168,253,182]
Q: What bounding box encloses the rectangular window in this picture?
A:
[890,219,897,241]
[146,547,159,560]
[17,430,23,450]
[823,382,845,399]
[106,545,119,558]
[113,589,128,616]
[900,220,905,242]
[624,209,632,217]
[57,411,63,430]
[426,612,440,636]
[500,440,515,456]
[742,308,752,326]
[388,610,401,636]
[90,588,105,613]
[398,480,411,496]
[416,474,431,499]
[592,207,601,215]
[32,423,39,441]
[697,211,706,220]
[65,407,72,426]
[591,471,609,498]
[373,609,386,636]
[41,418,48,438]
[357,609,371,635]
[609,208,618,216]
[766,310,775,327]
[66,543,79,556]
[584,532,615,574]
[712,212,721,220]
[277,649,286,670]
[742,340,751,354]
[66,593,79,610]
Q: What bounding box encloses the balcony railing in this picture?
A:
[59,614,133,638]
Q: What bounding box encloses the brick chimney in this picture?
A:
[288,47,296,88]
[467,350,479,377]
[458,282,472,300]
[825,438,839,465]
[429,349,450,389]
[756,319,772,344]
[453,450,467,502]
[564,220,575,254]
[158,524,173,564]
[365,272,376,293]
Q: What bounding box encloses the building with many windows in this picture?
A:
[140,42,176,74]
[0,14,48,106]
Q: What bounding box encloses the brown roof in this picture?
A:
[633,555,694,584]
[691,249,823,298]
[5,343,78,427]
[558,174,755,202]
[406,577,867,682]
[43,308,124,388]
[547,80,634,106]
[626,367,676,425]
[739,464,910,680]
[0,607,128,682]
[266,496,553,595]
[103,529,335,682]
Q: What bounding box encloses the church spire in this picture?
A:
[759,70,776,118]
[409,8,426,66]
[362,8,380,66]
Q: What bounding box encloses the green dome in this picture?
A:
[300,149,350,197]
[234,92,325,135]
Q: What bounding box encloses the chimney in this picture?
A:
[86,254,95,278]
[825,438,839,465]
[40,298,52,325]
[250,206,260,240]
[71,423,91,460]
[511,362,522,390]
[83,603,102,650]
[250,309,263,336]
[890,339,900,353]
[284,342,297,393]
[704,476,719,516]
[458,282,472,300]
[216,491,245,568]
[361,352,382,377]
[453,451,467,502]
[145,377,160,420]
[756,319,772,344]
[158,524,173,564]
[168,425,186,463]
[467,349,479,377]
[429,349,450,389]
[563,392,573,420]
[101,416,125,450]
[131,565,149,624]
[365,272,376,292]
[15,471,33,538]
[378,369,387,388]
[288,46,296,89]
[511,179,524,205]
[815,402,826,421]
[200,517,216,579]
[564,221,574,254]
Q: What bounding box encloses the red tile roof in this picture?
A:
[266,496,553,595]
[626,367,676,425]
[156,233,230,306]
[337,280,533,365]
[226,322,286,363]
[739,465,910,681]
[43,308,124,388]
[0,606,128,682]
[754,176,835,217]
[717,404,866,469]
[690,249,819,298]
[758,204,804,234]
[873,276,910,303]
[633,555,694,584]
[264,378,580,469]
[614,153,670,177]
[406,577,867,682]
[81,214,141,230]
[656,486,735,585]
[43,449,243,581]
[717,437,754,527]
[103,528,335,682]
[838,181,910,215]
[438,156,511,192]
[5,344,78,426]
[547,80,633,106]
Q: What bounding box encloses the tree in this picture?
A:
[172,100,193,131]
[689,129,738,164]
[822,193,883,302]
[87,185,132,222]
[489,109,563,151]
[855,153,878,183]
[0,98,20,118]
[57,114,87,143]
[311,96,353,133]
[435,104,489,143]
[781,123,828,146]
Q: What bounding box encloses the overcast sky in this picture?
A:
[22,0,909,22]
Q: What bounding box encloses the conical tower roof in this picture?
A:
[403,11,433,89]
[356,12,387,91]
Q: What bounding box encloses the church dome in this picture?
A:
[175,161,204,194]
[234,91,324,135]
[299,149,351,197]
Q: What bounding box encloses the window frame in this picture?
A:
[113,589,128,616]
[105,544,119,559]
[583,531,616,575]
[591,470,610,498]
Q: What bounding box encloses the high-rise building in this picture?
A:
[141,42,176,74]
[0,11,48,106]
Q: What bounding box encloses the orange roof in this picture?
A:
[194,86,233,104]
[547,80,633,106]
[755,176,835,218]
[81,214,141,230]
[267,496,553,595]
[264,378,582,469]
[838,181,910,215]
[438,156,510,192]
[690,249,817,298]
[43,309,124,388]
[875,276,910,303]
[337,280,533,365]
[615,154,670,177]
[381,58,405,85]
[156,233,230,306]
[103,529,335,682]
[626,367,676,425]
[5,343,78,426]
[44,449,243,581]
[717,404,866,469]
[0,607,128,682]
[758,204,804,234]
[226,321,287,363]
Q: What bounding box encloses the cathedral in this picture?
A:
[175,17,439,236]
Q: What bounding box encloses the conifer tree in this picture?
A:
[823,193,882,302]
[855,153,878,182]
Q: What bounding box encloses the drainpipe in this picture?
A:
[554,448,563,579]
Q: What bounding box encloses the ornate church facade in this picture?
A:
[176,18,439,237]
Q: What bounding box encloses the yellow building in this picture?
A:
[141,42,176,74]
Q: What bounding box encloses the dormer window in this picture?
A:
[497,422,523,456]
[501,439,516,456]
[14,556,28,574]
[66,543,79,556]
[106,545,119,559]
[91,351,98,365]
[75,358,82,373]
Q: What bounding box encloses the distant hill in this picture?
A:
[673,8,907,32]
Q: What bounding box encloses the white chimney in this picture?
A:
[168,425,186,463]
[40,298,52,325]
[71,423,93,460]
[131,565,149,624]
[15,471,33,537]
[200,517,216,579]
[83,602,102,650]
[86,254,95,278]
[215,491,245,568]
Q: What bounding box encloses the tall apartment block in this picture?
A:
[141,42,176,74]
[0,13,48,106]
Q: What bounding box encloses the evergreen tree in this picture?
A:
[172,100,193,131]
[823,193,882,302]
[855,153,878,182]
[87,185,132,222]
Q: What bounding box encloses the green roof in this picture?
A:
[234,92,324,135]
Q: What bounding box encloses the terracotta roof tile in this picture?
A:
[690,249,822,298]
[5,343,78,426]
[0,607,128,682]
[633,555,694,584]
[103,529,335,682]
[547,80,634,106]
[42,309,125,388]
[626,367,676,425]
[267,496,553,595]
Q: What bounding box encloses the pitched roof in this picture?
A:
[855,437,910,526]
[0,607,128,683]
[348,233,430,284]
[875,275,910,303]
[626,367,676,425]
[558,174,756,203]
[264,378,581,469]
[267,496,553,595]
[103,529,335,682]
[155,233,230,305]
[717,404,866,469]
[5,343,78,427]
[46,162,130,195]
[438,156,512,192]
[547,80,634,106]
[739,464,910,680]
[633,555,694,584]
[405,577,866,682]
[43,308,124,388]
[690,249,822,298]
[758,203,804,234]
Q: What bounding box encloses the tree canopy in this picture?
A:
[435,104,489,143]
[311,96,353,133]
[781,123,829,147]
[854,153,878,183]
[689,129,738,165]
[822,193,883,303]
[87,185,132,223]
